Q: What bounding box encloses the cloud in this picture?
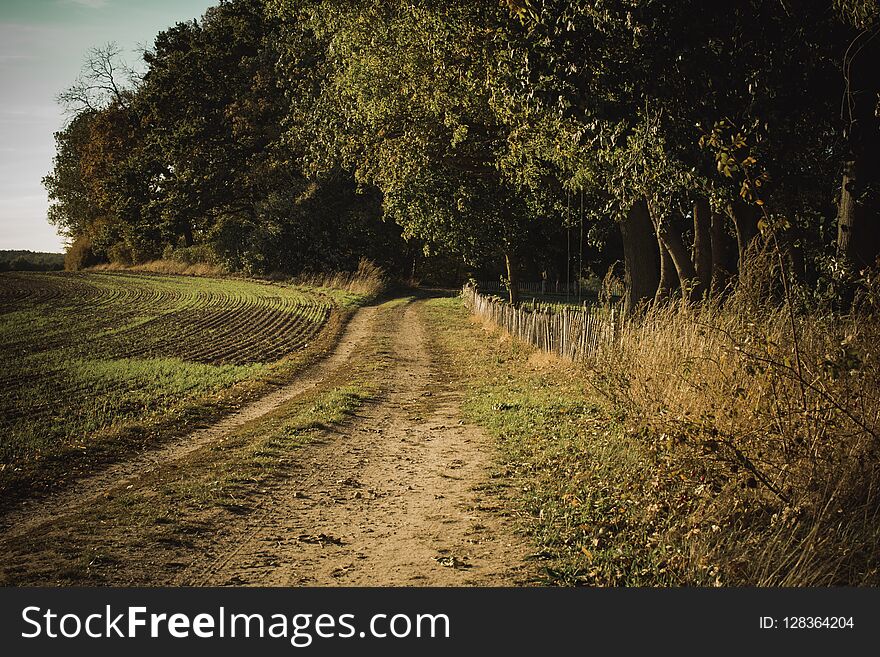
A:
[60,0,110,8]
[0,105,59,122]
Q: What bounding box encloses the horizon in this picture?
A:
[0,0,216,253]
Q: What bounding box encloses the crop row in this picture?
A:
[0,272,332,365]
[0,271,339,465]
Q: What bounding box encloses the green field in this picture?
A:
[0,272,344,475]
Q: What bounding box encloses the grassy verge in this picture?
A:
[422,296,699,586]
[425,287,880,586]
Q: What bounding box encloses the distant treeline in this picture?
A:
[0,250,64,272]
[44,0,880,304]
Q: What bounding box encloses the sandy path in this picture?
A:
[181,301,532,586]
[0,306,378,538]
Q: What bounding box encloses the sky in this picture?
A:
[0,0,217,253]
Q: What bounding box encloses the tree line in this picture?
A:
[44,0,880,309]
[0,251,64,272]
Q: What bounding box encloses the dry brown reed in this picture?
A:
[294,258,387,298]
[462,250,880,584]
[593,257,880,585]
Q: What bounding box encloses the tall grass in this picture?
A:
[294,258,387,299]
[89,260,226,277]
[593,254,880,585]
[88,257,387,299]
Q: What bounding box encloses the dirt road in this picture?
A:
[0,296,534,586]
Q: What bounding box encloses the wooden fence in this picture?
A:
[462,284,619,361]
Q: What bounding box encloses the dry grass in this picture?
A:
[89,260,226,277]
[593,262,880,585]
[294,258,387,298]
[88,257,388,300]
[527,350,564,370]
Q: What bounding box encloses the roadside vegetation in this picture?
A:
[592,263,880,586]
[426,283,880,586]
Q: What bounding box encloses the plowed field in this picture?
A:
[0,272,334,469]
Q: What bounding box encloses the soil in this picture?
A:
[0,306,380,540]
[0,297,535,586]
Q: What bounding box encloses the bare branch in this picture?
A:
[56,41,139,115]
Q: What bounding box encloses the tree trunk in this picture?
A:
[505,251,520,305]
[838,157,860,264]
[183,222,194,248]
[693,198,713,296]
[619,199,659,314]
[660,228,701,302]
[651,201,703,301]
[710,211,733,295]
[838,156,880,270]
[728,200,760,275]
[650,202,701,302]
[838,29,880,271]
[654,234,677,304]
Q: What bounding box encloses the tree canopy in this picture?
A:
[45,0,880,306]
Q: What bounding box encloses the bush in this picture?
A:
[65,236,103,271]
[161,243,221,266]
[107,241,135,265]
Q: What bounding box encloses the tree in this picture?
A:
[508,0,854,308]
[45,0,880,296]
[57,42,136,114]
[135,1,285,255]
[47,0,405,275]
[46,42,141,255]
[836,2,880,270]
[273,0,563,303]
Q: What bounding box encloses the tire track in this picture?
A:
[181,300,532,586]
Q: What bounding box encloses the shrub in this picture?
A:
[592,257,880,585]
[107,241,135,265]
[161,243,221,266]
[65,236,103,271]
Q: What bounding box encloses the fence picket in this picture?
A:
[461,284,618,362]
